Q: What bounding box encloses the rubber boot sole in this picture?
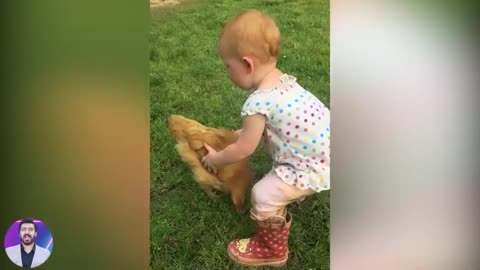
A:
[227,247,288,267]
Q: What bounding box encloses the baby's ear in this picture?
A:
[242,56,255,74]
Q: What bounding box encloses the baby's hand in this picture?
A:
[201,143,219,175]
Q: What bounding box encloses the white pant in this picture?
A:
[251,170,315,219]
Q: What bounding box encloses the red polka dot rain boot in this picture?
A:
[227,211,292,267]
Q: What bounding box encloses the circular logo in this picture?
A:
[4,218,53,268]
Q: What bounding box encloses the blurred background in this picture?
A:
[1,0,149,269]
[331,1,479,270]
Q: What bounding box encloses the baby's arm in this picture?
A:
[214,114,265,167]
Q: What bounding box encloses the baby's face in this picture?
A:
[222,56,253,90]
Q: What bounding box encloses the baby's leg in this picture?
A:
[250,170,315,220]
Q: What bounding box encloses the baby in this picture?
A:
[201,9,330,267]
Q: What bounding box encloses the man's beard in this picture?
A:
[21,235,34,246]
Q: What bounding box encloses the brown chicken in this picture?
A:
[166,115,254,212]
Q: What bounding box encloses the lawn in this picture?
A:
[150,0,330,269]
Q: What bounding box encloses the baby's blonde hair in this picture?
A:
[219,10,281,64]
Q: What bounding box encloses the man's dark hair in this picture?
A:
[19,218,37,233]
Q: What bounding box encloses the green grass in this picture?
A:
[150,0,329,269]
